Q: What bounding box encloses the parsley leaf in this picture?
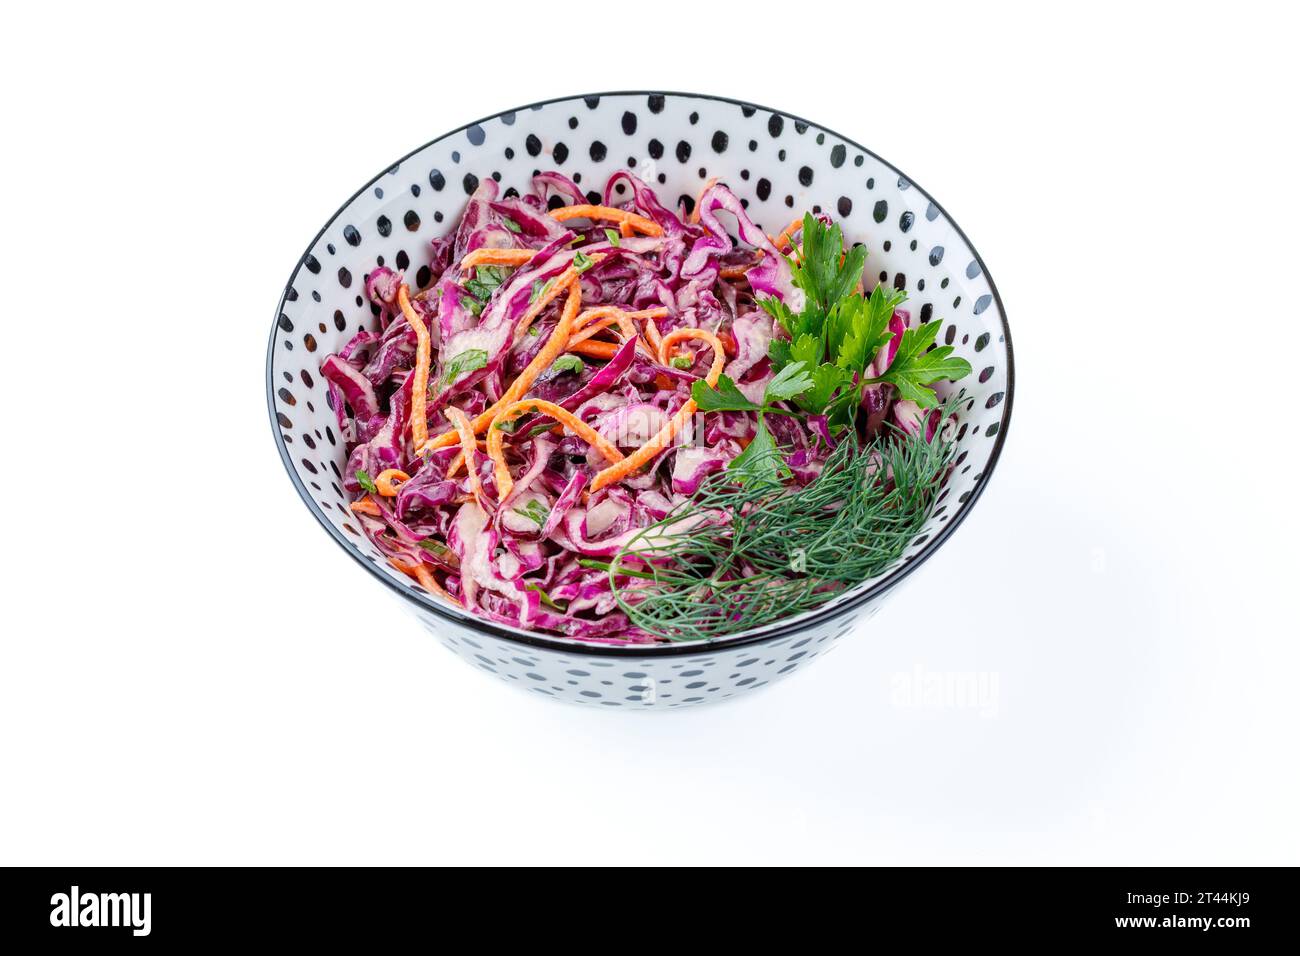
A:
[460,294,483,316]
[727,417,790,487]
[670,355,694,369]
[501,218,522,233]
[763,361,816,403]
[551,354,584,375]
[830,284,904,373]
[355,469,378,494]
[603,228,621,247]
[868,322,973,408]
[691,374,761,413]
[443,348,488,386]
[573,250,595,273]
[791,212,868,315]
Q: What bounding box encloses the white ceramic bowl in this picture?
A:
[267,91,1013,708]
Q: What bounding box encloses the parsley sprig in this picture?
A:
[755,213,971,420]
[690,362,814,486]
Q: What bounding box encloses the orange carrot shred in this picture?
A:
[419,272,592,453]
[390,557,460,606]
[566,340,620,359]
[374,469,410,497]
[486,398,624,502]
[444,408,484,503]
[689,178,717,224]
[589,329,726,493]
[770,216,806,252]
[459,247,535,269]
[397,285,431,451]
[550,204,663,237]
[349,498,382,516]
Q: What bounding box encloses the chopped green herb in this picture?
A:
[604,228,621,247]
[464,265,507,302]
[501,217,522,233]
[514,499,550,527]
[573,250,595,273]
[355,469,378,494]
[670,354,694,370]
[760,213,969,424]
[526,583,565,611]
[442,348,489,386]
[529,278,554,304]
[866,321,972,408]
[418,539,456,563]
[551,354,585,375]
[460,294,483,317]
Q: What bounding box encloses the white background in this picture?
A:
[2,1,1296,865]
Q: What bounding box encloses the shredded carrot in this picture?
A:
[689,178,717,224]
[720,256,762,280]
[590,329,727,493]
[374,469,410,496]
[419,263,596,453]
[390,557,460,606]
[444,408,484,503]
[550,204,663,237]
[571,306,667,354]
[397,285,431,450]
[643,314,663,353]
[486,398,625,501]
[618,218,635,238]
[567,340,620,359]
[770,216,806,252]
[566,316,622,347]
[460,247,535,269]
[659,328,727,378]
[349,498,381,516]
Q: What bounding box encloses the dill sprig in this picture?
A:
[601,403,960,642]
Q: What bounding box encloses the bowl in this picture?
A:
[267,91,1013,708]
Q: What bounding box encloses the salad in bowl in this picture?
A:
[269,92,1011,706]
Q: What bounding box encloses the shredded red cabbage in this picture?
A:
[321,171,916,643]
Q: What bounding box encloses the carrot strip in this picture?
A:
[350,498,381,516]
[689,178,717,224]
[566,316,622,347]
[390,557,460,606]
[374,469,410,497]
[720,256,761,280]
[642,314,663,353]
[459,248,535,269]
[770,216,806,252]
[618,219,635,238]
[487,398,625,501]
[590,329,726,493]
[659,328,727,380]
[550,204,663,237]
[419,263,596,453]
[397,285,431,451]
[567,340,620,359]
[444,408,484,503]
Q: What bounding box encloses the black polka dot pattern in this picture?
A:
[268,92,1010,707]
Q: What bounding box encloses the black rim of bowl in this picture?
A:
[266,89,1015,658]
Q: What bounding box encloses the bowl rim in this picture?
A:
[267,89,1014,658]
